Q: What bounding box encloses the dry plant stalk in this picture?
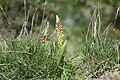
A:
[42,21,49,43]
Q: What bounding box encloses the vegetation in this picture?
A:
[0,0,120,80]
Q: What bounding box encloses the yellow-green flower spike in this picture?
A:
[55,15,64,47]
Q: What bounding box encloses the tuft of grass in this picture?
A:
[76,9,120,79]
[0,14,75,80]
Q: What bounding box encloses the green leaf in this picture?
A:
[57,40,67,65]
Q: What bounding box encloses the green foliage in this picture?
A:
[76,9,120,78]
[0,1,120,79]
[81,35,119,77]
[0,34,74,79]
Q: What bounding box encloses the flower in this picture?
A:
[55,15,64,47]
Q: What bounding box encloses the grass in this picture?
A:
[0,5,120,80]
[75,9,120,79]
[0,15,75,80]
